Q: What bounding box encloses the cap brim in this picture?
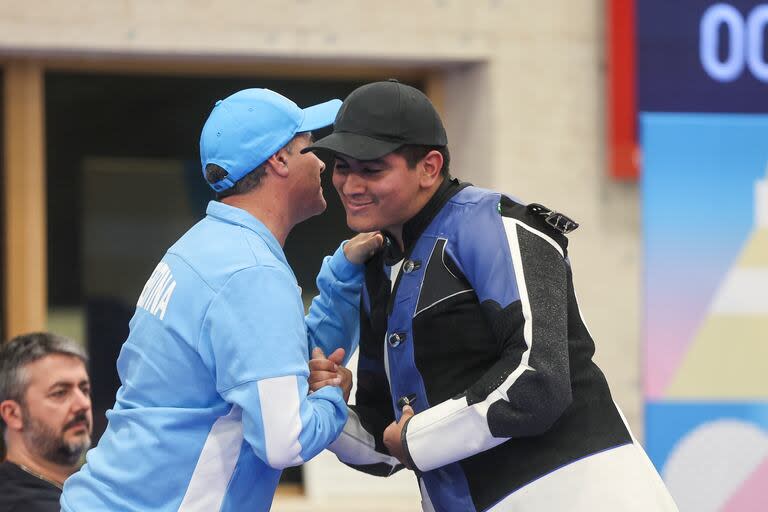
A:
[301,131,403,160]
[299,99,343,132]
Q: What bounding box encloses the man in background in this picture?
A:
[61,88,381,511]
[0,332,92,512]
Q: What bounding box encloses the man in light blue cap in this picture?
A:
[61,88,382,511]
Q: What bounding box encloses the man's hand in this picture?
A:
[343,232,384,264]
[383,405,415,469]
[308,347,353,402]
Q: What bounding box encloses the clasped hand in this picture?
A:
[308,347,415,469]
[383,405,414,469]
[308,347,352,403]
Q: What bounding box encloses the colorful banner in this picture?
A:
[642,113,768,399]
[639,2,768,510]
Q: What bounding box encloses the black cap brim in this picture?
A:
[301,131,403,161]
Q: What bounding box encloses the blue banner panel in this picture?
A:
[638,0,768,112]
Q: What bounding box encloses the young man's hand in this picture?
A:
[308,347,352,403]
[343,232,384,264]
[383,405,415,469]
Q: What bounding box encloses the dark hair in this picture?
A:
[206,163,267,200]
[205,134,307,200]
[393,144,451,176]
[0,332,87,431]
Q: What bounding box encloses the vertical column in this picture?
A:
[606,0,638,180]
[3,61,46,338]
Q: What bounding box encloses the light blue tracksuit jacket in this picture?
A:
[61,201,362,511]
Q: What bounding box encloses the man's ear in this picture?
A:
[265,149,290,178]
[0,400,24,432]
[419,150,444,189]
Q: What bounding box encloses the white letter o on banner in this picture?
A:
[746,5,768,82]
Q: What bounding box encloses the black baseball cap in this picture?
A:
[302,79,447,160]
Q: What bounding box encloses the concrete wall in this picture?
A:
[1,0,644,505]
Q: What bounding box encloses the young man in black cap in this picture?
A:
[305,80,678,511]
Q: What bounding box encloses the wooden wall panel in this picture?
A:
[2,61,46,338]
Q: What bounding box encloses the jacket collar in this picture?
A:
[382,176,468,264]
[205,200,288,266]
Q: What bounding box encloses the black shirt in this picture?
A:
[0,461,62,512]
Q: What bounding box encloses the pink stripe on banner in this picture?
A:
[722,456,768,512]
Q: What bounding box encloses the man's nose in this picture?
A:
[342,172,365,194]
[73,388,91,410]
[311,152,326,173]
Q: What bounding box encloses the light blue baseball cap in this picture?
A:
[200,88,342,192]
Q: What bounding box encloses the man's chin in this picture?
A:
[64,432,91,451]
[65,438,91,460]
[42,437,90,467]
[310,200,327,218]
[345,215,378,234]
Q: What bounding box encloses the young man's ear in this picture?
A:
[419,150,444,188]
[0,400,24,432]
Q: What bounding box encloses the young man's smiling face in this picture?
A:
[332,152,433,239]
